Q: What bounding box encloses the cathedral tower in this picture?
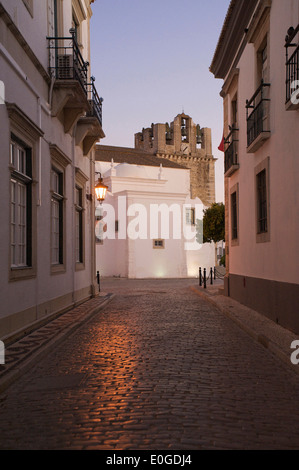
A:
[134,113,216,206]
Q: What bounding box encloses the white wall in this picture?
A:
[95,161,215,278]
[0,0,97,337]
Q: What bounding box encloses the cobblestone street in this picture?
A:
[0,279,299,450]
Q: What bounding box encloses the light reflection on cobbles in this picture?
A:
[0,279,299,450]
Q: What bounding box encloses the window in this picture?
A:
[153,239,165,249]
[186,208,195,225]
[232,97,238,127]
[7,103,42,281]
[49,144,71,272]
[246,6,271,153]
[71,0,87,47]
[75,186,83,264]
[74,167,88,267]
[223,69,239,176]
[261,45,267,77]
[231,192,238,240]
[47,0,58,36]
[72,13,80,44]
[246,39,270,152]
[10,137,33,269]
[255,157,270,243]
[257,170,267,234]
[51,168,64,265]
[230,182,239,246]
[257,42,268,84]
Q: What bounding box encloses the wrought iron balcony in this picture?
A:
[285,25,299,109]
[47,30,104,142]
[86,78,103,127]
[47,31,88,94]
[246,80,270,152]
[224,126,239,176]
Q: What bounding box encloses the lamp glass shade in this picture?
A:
[95,178,108,202]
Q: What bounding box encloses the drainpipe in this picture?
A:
[72,124,77,304]
[35,96,42,320]
[90,149,97,296]
[37,97,42,206]
[49,74,55,109]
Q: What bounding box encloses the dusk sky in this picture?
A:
[90,0,231,203]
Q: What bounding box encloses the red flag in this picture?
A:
[218,133,224,152]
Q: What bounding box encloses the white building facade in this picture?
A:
[210,0,299,333]
[95,147,215,279]
[0,0,104,341]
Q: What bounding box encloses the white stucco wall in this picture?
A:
[0,0,97,337]
[95,161,215,278]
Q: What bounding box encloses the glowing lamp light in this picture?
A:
[95,174,108,203]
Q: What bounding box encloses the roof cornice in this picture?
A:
[210,0,259,79]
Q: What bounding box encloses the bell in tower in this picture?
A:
[165,122,172,141]
[181,118,187,138]
[196,124,202,145]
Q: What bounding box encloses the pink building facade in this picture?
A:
[210,0,299,333]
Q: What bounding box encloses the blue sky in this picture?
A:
[90,0,231,202]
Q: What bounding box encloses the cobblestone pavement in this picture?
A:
[0,278,299,450]
[0,293,114,391]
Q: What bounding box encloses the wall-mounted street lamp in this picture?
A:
[94,172,108,204]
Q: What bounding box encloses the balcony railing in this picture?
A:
[47,32,88,94]
[224,126,239,176]
[285,25,299,107]
[47,31,104,127]
[246,80,270,150]
[86,78,103,126]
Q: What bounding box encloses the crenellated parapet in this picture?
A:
[135,113,216,206]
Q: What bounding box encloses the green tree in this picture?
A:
[203,202,225,265]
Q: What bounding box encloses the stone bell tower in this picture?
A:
[134,113,216,206]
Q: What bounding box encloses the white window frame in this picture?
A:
[51,167,64,266]
[50,144,71,274]
[10,138,32,269]
[7,103,43,282]
[74,167,88,270]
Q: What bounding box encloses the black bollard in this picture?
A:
[210,267,213,285]
[203,268,206,289]
[199,267,202,286]
[97,271,100,292]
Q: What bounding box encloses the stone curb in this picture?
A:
[0,293,115,394]
[190,285,299,376]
